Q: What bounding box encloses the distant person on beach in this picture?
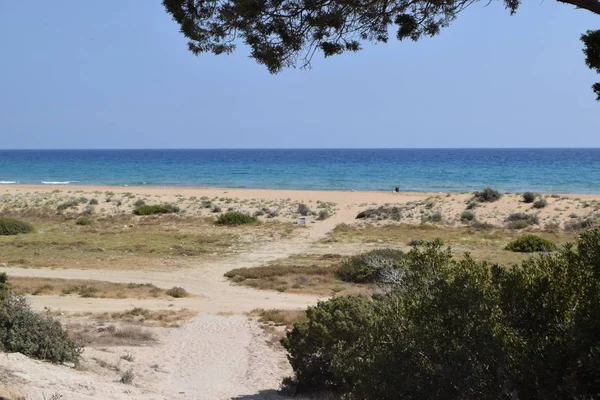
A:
[394,187,400,193]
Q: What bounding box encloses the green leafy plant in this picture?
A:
[0,218,34,236]
[133,204,180,215]
[522,192,536,203]
[0,294,82,364]
[505,234,557,253]
[216,211,257,225]
[337,248,405,283]
[473,188,502,203]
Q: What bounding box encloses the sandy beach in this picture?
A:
[1,185,599,399]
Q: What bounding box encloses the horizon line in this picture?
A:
[2,147,600,151]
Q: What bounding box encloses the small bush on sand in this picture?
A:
[133,204,179,215]
[506,213,539,229]
[297,204,313,216]
[216,212,257,226]
[133,199,146,207]
[565,218,595,232]
[88,198,99,205]
[422,212,442,223]
[356,206,401,221]
[166,287,188,298]
[120,369,134,384]
[317,210,330,220]
[473,188,502,203]
[460,211,476,223]
[533,198,548,209]
[522,192,536,203]
[505,235,557,253]
[75,217,93,226]
[337,249,405,283]
[57,199,80,211]
[0,218,33,236]
[0,294,82,364]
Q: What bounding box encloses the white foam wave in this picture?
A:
[0,181,17,184]
[41,181,77,185]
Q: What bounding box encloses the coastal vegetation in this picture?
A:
[505,234,557,253]
[133,204,179,215]
[0,217,33,236]
[216,211,258,225]
[0,273,82,364]
[473,187,502,203]
[282,230,600,399]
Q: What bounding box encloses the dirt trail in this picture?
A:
[1,223,341,399]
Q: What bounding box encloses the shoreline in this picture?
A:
[1,184,599,200]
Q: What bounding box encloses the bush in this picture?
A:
[422,212,442,223]
[88,198,99,205]
[565,218,595,232]
[120,369,134,384]
[216,212,257,225]
[57,199,80,211]
[505,234,557,252]
[506,213,539,229]
[522,192,536,203]
[75,217,93,226]
[356,206,401,221]
[460,211,475,223]
[473,187,502,203]
[317,210,330,220]
[281,295,377,393]
[297,203,313,216]
[532,198,547,209]
[133,204,179,215]
[0,294,82,364]
[133,199,146,207]
[337,249,405,283]
[166,287,188,298]
[0,218,34,236]
[283,231,600,399]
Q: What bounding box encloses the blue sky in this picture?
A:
[0,1,598,149]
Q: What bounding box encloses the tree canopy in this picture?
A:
[163,0,600,100]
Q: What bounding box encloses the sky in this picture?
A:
[0,1,598,149]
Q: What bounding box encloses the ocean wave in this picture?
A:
[41,181,77,185]
[0,181,18,184]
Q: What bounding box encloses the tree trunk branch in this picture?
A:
[557,0,600,15]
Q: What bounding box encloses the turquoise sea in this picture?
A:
[0,149,599,193]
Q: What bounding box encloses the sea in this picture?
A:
[0,149,599,193]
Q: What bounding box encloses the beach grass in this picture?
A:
[9,277,183,299]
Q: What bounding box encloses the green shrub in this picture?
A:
[283,231,600,399]
[166,287,188,298]
[473,187,502,203]
[565,218,595,232]
[532,198,547,209]
[317,210,330,220]
[133,204,179,215]
[356,206,401,221]
[337,249,405,283]
[0,294,82,364]
[57,199,80,211]
[75,217,93,226]
[133,199,146,207]
[0,218,34,236]
[297,204,313,216]
[216,212,257,226]
[506,213,539,229]
[120,369,134,384]
[505,234,557,252]
[471,220,495,230]
[281,295,377,393]
[460,211,475,223]
[0,273,9,302]
[88,198,99,205]
[422,212,442,223]
[522,192,536,203]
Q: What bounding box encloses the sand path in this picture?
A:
[1,221,344,399]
